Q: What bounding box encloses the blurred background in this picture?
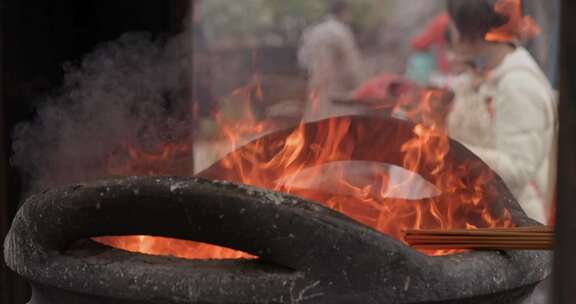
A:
[0,0,561,302]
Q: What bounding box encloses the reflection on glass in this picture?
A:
[193,0,559,228]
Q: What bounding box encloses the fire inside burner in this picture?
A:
[80,25,519,258]
[96,114,514,259]
[95,235,255,259]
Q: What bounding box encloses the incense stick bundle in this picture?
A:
[404,226,554,250]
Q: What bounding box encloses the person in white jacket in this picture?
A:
[298,0,365,122]
[446,0,557,223]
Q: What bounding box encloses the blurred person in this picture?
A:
[378,0,444,74]
[298,0,365,122]
[446,0,556,223]
[408,12,482,90]
[406,13,452,85]
[410,13,453,76]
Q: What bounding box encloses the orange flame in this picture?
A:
[106,142,192,177]
[96,79,273,260]
[485,0,541,43]
[216,76,273,144]
[95,235,254,259]
[202,98,513,256]
[97,81,513,258]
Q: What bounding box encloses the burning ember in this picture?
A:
[484,0,541,43]
[105,142,192,177]
[96,235,254,259]
[97,83,513,258]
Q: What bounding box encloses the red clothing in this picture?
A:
[410,13,452,73]
[353,74,414,101]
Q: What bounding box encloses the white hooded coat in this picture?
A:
[448,47,557,223]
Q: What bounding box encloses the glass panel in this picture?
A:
[192,0,559,260]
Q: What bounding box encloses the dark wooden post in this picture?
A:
[0,2,195,303]
[553,0,576,303]
[169,0,192,33]
[0,3,9,304]
[0,1,29,302]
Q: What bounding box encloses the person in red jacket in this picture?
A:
[410,12,453,74]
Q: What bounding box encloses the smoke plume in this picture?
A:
[11,33,194,193]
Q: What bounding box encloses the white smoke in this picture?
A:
[11,33,194,192]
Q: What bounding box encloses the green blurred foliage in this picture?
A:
[199,0,272,46]
[199,0,388,47]
[349,0,389,33]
